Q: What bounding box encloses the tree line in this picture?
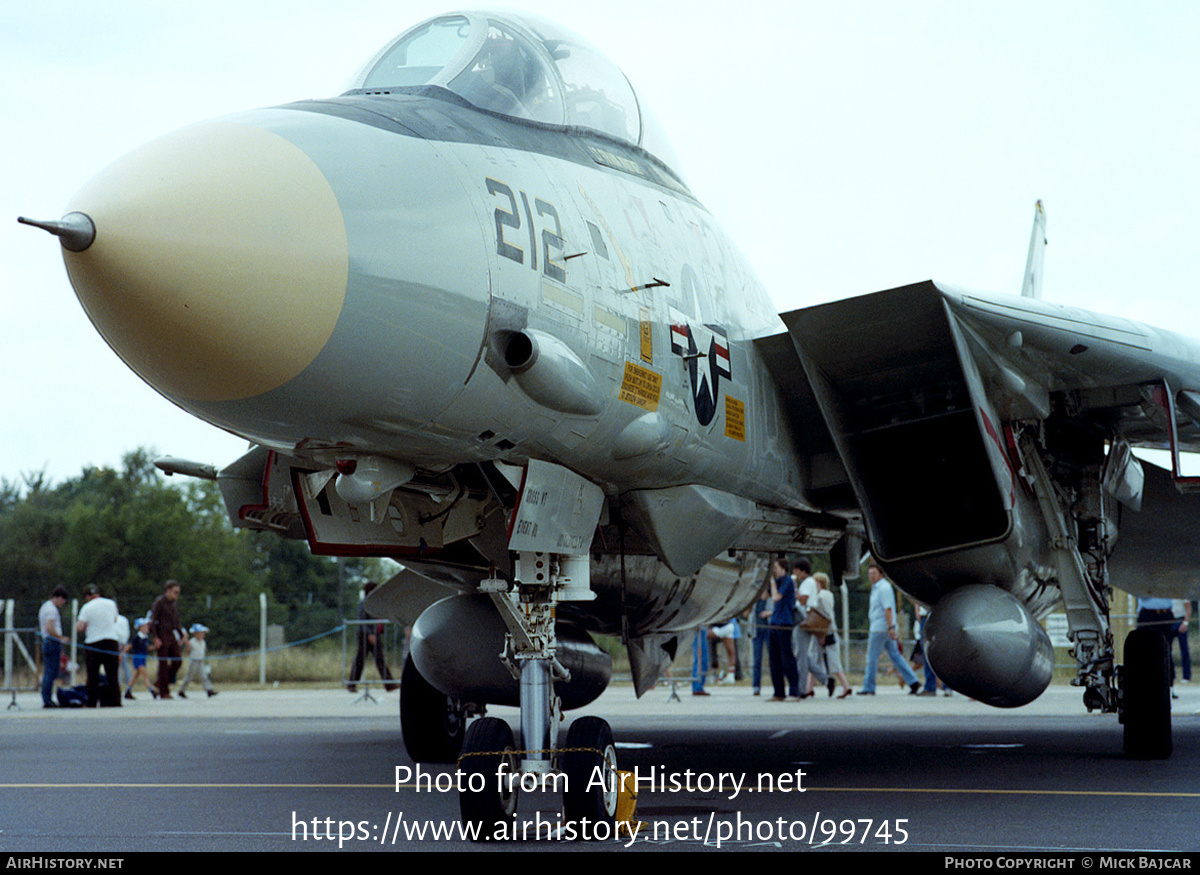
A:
[0,449,387,650]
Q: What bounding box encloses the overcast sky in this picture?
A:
[4,1,1199,484]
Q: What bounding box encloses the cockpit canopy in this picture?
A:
[350,11,682,177]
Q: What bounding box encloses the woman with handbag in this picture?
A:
[808,573,852,698]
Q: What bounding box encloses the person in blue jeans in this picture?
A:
[1174,600,1192,683]
[746,588,772,694]
[859,562,920,695]
[691,628,709,695]
[38,586,70,708]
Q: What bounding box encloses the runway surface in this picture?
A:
[3,681,1198,853]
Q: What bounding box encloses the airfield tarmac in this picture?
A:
[3,680,1198,853]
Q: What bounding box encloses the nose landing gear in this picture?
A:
[456,552,631,842]
[457,712,624,841]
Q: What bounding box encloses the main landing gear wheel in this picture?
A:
[400,655,465,763]
[459,717,519,841]
[1122,627,1172,760]
[562,716,619,832]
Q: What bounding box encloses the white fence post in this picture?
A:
[259,592,267,685]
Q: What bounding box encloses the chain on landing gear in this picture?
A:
[456,552,632,840]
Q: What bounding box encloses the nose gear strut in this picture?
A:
[455,551,634,840]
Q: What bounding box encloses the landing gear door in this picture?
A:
[506,459,605,555]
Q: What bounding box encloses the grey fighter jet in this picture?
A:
[21,9,1200,837]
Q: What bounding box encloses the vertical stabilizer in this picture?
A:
[1020,200,1047,299]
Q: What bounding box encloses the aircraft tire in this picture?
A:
[458,716,519,841]
[1123,627,1173,760]
[400,655,465,763]
[562,716,619,834]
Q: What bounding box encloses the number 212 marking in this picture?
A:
[486,178,566,283]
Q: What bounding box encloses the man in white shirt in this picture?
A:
[76,584,122,707]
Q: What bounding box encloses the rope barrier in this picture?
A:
[37,623,348,661]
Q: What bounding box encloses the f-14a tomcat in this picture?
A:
[21,9,1200,836]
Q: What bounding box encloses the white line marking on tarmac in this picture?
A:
[962,743,1024,749]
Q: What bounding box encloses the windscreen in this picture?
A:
[357,12,684,178]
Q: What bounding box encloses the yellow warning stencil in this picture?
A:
[724,396,746,441]
[619,361,662,411]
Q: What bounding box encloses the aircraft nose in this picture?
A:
[56,121,348,403]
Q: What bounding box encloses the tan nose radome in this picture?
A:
[63,121,348,403]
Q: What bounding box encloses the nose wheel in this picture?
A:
[458,716,520,840]
[562,716,620,828]
[458,714,621,842]
[458,553,627,841]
